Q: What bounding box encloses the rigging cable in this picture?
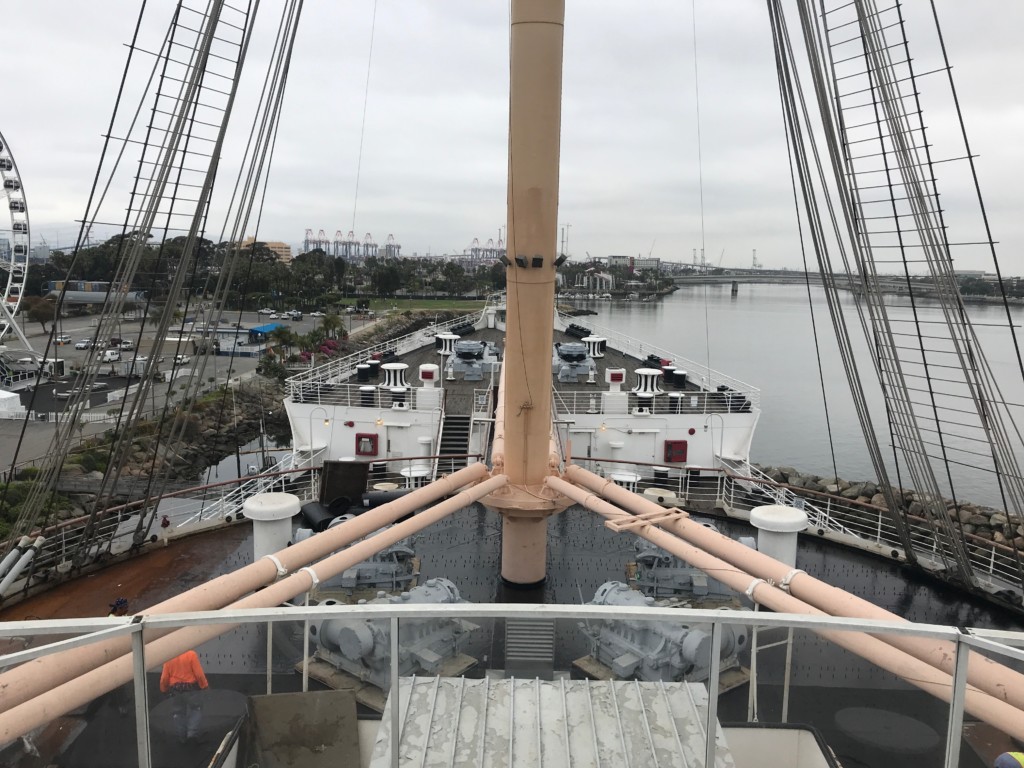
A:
[778,50,840,480]
[172,0,305,532]
[689,0,713,394]
[765,0,920,561]
[0,0,154,551]
[71,0,247,562]
[350,0,379,233]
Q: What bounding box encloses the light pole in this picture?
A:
[308,406,331,460]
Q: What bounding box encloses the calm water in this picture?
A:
[581,284,1024,507]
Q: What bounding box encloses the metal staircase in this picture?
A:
[437,413,472,475]
[504,618,555,679]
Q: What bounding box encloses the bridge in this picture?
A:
[671,270,915,294]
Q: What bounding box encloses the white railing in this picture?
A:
[430,391,448,481]
[558,313,761,408]
[284,313,479,395]
[722,464,1024,591]
[569,456,1024,602]
[728,461,858,537]
[1,603,1019,768]
[553,389,755,417]
[187,452,316,524]
[290,382,438,411]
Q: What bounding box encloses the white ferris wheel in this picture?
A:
[0,130,31,345]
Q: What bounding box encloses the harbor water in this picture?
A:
[580,284,1024,508]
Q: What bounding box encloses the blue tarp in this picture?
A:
[249,322,284,338]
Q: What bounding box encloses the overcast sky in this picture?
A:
[3,1,1022,272]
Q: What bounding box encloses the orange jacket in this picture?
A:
[159,650,209,693]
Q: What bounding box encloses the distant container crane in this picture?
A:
[462,233,505,263]
[362,233,377,258]
[301,229,333,254]
[302,229,397,258]
[342,230,360,258]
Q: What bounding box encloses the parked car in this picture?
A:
[268,313,279,319]
[309,311,325,318]
[257,307,273,315]
[74,339,93,350]
[174,354,191,365]
[287,310,303,320]
[100,349,121,363]
[119,339,134,350]
[54,334,72,345]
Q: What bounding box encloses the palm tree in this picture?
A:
[321,313,344,340]
[268,326,294,356]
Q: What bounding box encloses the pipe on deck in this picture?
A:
[0,538,44,597]
[546,475,1024,742]
[565,464,1024,712]
[0,462,489,714]
[0,473,508,744]
[0,537,32,582]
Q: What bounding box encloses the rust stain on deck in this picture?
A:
[0,525,251,622]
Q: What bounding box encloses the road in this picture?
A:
[2,309,382,475]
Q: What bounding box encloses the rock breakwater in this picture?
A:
[756,464,1024,551]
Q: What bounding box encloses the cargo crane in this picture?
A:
[342,230,359,259]
[362,233,377,258]
[383,234,400,259]
[316,229,330,252]
[303,228,314,254]
[333,230,345,257]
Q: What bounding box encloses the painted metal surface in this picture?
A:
[370,677,738,768]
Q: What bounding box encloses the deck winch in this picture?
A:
[553,341,595,382]
[293,522,418,591]
[447,340,500,381]
[632,533,756,599]
[581,581,747,682]
[311,577,475,690]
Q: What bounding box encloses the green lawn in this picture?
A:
[362,298,486,312]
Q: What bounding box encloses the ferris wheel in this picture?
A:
[0,130,30,342]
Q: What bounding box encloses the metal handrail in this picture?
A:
[555,312,761,408]
[569,456,1024,601]
[284,312,478,394]
[1,602,1020,768]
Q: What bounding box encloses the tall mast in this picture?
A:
[485,0,567,586]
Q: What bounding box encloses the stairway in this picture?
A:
[438,414,471,475]
[504,618,555,680]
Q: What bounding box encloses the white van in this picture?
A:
[101,349,121,363]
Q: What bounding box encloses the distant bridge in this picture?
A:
[671,270,915,294]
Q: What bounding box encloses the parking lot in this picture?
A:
[3,308,384,470]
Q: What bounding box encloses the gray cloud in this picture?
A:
[4,1,1021,272]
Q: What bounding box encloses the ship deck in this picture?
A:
[2,504,1021,768]
[308,324,752,419]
